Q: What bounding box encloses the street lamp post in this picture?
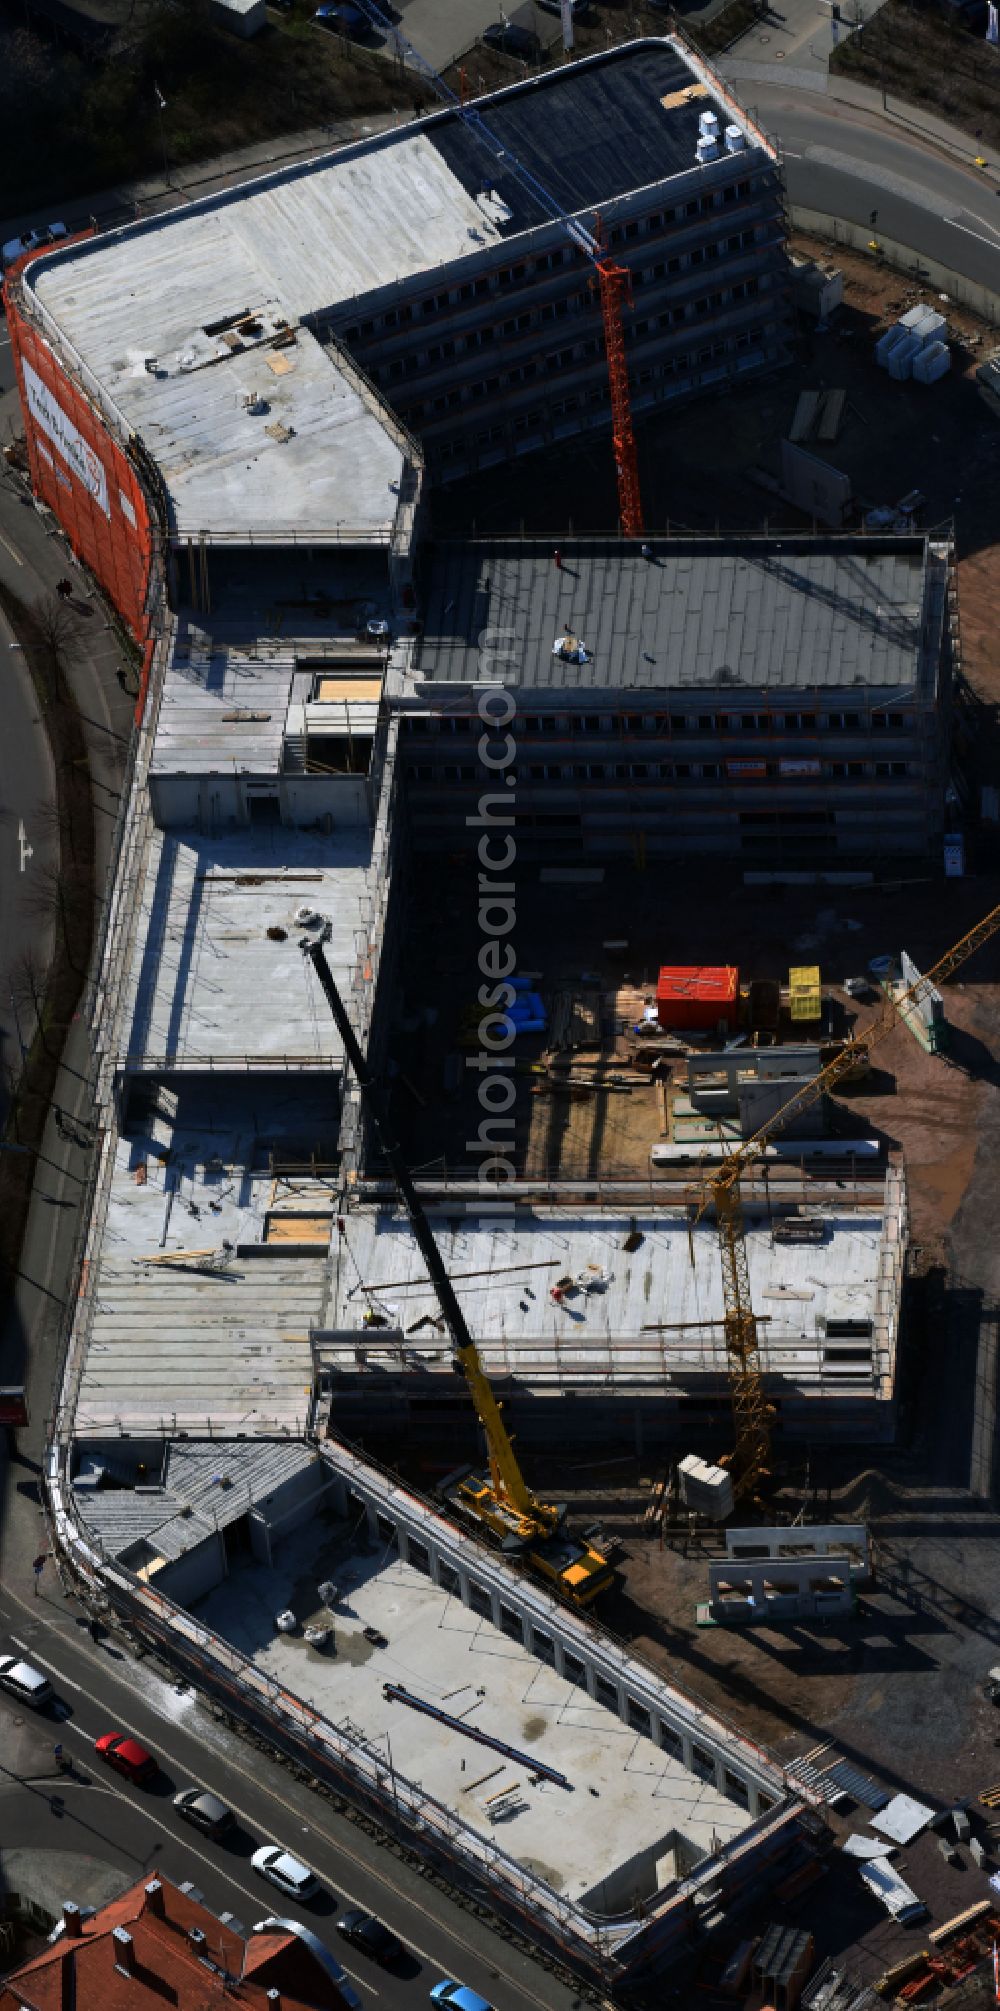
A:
[154,84,169,189]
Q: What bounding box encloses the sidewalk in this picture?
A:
[723,47,1000,184]
[0,481,134,1599]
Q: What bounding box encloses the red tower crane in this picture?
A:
[597,259,644,539]
[355,0,646,535]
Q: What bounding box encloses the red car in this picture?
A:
[94,1732,158,1784]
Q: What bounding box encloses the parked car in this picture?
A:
[173,1787,236,1839]
[314,2,379,34]
[1,223,67,271]
[94,1732,158,1784]
[335,1909,404,1963]
[429,1985,495,2011]
[0,1655,53,1709]
[482,20,541,56]
[251,1846,319,1901]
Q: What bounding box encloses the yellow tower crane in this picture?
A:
[702,898,1000,1500]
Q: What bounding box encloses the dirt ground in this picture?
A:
[393,853,1000,1244]
[403,246,1000,1994]
[431,231,1000,562]
[832,0,1000,161]
[389,789,1000,1996]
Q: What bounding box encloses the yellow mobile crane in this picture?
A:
[706,899,1000,1500]
[300,917,615,1610]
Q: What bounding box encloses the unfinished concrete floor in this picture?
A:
[193,1516,754,1909]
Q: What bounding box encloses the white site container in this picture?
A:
[913,340,950,384]
[888,335,922,381]
[914,308,946,347]
[678,1453,735,1521]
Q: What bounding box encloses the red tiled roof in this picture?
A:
[1,1872,351,2011]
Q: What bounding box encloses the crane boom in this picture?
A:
[708,898,1000,1208]
[704,898,1000,1495]
[354,0,644,534]
[300,918,614,1603]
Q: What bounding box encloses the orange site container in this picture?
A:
[656,965,739,1031]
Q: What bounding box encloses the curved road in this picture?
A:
[0,595,56,1128]
[1,75,999,2011]
[740,82,1000,287]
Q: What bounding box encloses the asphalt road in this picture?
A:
[0,597,56,1126]
[1,72,999,2011]
[0,1574,590,2011]
[750,85,1000,288]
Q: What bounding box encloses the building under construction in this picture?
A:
[0,31,937,1990]
[402,533,955,862]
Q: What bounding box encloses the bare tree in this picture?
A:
[30,592,78,650]
[9,944,52,1056]
[19,860,90,976]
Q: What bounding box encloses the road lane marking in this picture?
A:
[0,529,23,564]
[10,1740,378,1996]
[1,1620,533,2008]
[943,215,1000,249]
[11,1637,82,1688]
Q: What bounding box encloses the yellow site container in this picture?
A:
[789,964,822,1022]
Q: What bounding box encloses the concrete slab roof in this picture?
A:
[75,1441,319,1562]
[326,1200,891,1367]
[25,41,757,541]
[122,825,374,1070]
[76,1079,340,1438]
[151,594,390,778]
[413,537,940,697]
[199,1523,756,1903]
